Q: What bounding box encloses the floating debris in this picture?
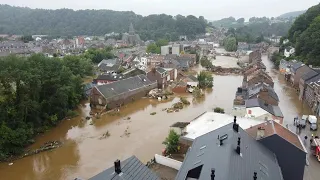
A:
[150,112,157,115]
[99,131,111,140]
[8,163,13,166]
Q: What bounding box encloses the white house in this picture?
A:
[284,47,295,58]
[245,98,284,124]
[183,111,264,140]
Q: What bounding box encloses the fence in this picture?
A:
[154,154,182,170]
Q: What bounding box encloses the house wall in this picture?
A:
[172,46,180,55]
[172,86,187,93]
[259,135,306,180]
[298,78,306,100]
[305,84,315,108]
[147,71,167,89]
[154,154,182,170]
[90,87,107,109]
[90,82,157,109]
[291,66,310,88]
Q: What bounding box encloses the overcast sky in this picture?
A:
[2,0,319,20]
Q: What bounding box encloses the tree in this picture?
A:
[156,39,169,47]
[237,18,245,24]
[197,71,213,88]
[0,54,92,161]
[214,107,225,114]
[0,5,207,40]
[146,43,160,54]
[224,36,237,52]
[200,56,213,69]
[295,15,320,66]
[162,130,180,154]
[20,35,33,43]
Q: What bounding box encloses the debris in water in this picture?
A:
[8,163,13,166]
[99,131,110,139]
[150,112,157,115]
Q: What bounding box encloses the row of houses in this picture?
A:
[89,50,198,109]
[234,51,284,124]
[87,112,307,180]
[280,59,320,116]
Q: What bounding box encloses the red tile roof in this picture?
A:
[246,121,305,152]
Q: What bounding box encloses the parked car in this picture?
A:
[308,115,318,131]
[298,115,307,128]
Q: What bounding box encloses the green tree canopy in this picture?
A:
[0,5,206,40]
[224,36,237,52]
[0,54,92,160]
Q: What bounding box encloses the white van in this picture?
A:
[308,115,318,131]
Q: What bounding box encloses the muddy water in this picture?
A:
[261,55,314,126]
[0,55,315,180]
[0,74,242,180]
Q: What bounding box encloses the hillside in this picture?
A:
[278,10,306,19]
[287,3,320,65]
[0,5,206,40]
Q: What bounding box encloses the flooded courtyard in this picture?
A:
[0,55,319,180]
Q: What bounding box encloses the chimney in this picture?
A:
[236,137,241,155]
[253,172,257,180]
[257,127,265,139]
[114,159,121,174]
[211,169,215,180]
[233,116,239,132]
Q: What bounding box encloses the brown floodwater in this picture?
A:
[0,54,316,180]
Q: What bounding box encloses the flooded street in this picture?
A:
[0,74,242,180]
[0,55,318,180]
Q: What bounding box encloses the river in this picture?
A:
[0,54,316,180]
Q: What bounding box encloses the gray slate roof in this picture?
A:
[301,67,318,81]
[306,73,320,84]
[290,61,303,73]
[156,67,166,74]
[99,64,120,72]
[96,74,124,81]
[247,83,279,101]
[246,98,283,117]
[96,75,156,99]
[89,155,159,180]
[176,123,283,180]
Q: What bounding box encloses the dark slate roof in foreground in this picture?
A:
[245,98,283,117]
[89,155,159,180]
[96,75,156,99]
[175,123,283,180]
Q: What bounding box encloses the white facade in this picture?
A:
[184,112,264,140]
[245,107,280,123]
[172,45,180,55]
[284,48,295,58]
[161,45,170,55]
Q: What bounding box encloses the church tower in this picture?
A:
[129,23,135,35]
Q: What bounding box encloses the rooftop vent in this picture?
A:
[233,116,239,132]
[253,172,257,180]
[114,159,121,174]
[211,169,215,180]
[236,137,241,155]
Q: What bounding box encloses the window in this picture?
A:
[186,165,203,180]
